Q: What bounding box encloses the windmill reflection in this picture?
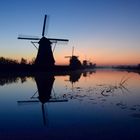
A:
[64,71,82,92]
[35,73,55,125]
[69,71,82,83]
[65,70,95,91]
[17,73,68,126]
[35,74,55,103]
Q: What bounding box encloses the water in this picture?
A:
[0,69,140,140]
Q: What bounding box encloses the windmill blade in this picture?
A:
[17,99,68,104]
[48,38,69,43]
[17,100,39,105]
[72,46,74,56]
[18,37,40,40]
[18,35,40,40]
[65,56,71,58]
[42,15,47,37]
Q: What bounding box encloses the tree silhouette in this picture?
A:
[0,57,18,65]
[20,58,27,64]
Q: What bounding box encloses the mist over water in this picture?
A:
[0,69,140,140]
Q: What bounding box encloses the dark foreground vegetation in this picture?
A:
[0,57,34,65]
[0,57,35,72]
[0,57,96,73]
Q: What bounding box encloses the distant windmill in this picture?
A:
[65,46,82,69]
[18,14,69,69]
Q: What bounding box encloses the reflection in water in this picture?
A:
[35,73,55,104]
[97,76,130,96]
[0,76,19,86]
[35,73,55,125]
[69,71,82,83]
[0,75,27,86]
[0,70,140,139]
[17,73,69,126]
[131,113,140,118]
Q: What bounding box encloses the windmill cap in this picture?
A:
[39,37,52,45]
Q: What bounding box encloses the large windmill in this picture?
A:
[18,14,69,69]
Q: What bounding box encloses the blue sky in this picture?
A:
[0,0,140,65]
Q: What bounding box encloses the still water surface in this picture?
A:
[0,69,140,140]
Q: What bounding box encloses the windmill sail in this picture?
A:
[42,15,47,37]
[18,35,40,40]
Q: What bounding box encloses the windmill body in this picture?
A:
[35,37,55,68]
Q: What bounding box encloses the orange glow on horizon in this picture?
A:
[3,51,139,66]
[1,39,139,66]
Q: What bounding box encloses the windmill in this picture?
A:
[65,46,82,69]
[18,14,69,69]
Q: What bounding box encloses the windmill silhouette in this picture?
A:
[18,15,69,69]
[65,46,82,69]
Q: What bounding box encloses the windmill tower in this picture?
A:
[18,15,69,70]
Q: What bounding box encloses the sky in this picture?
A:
[0,0,140,65]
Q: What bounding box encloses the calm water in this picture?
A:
[0,69,140,140]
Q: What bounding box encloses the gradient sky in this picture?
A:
[0,0,140,65]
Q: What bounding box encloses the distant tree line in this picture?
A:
[112,64,140,70]
[0,57,35,65]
